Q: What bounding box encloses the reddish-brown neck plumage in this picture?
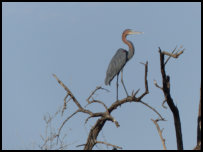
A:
[122,30,133,49]
[122,30,135,60]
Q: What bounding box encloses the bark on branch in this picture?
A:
[53,61,164,150]
[84,61,150,150]
[194,86,201,150]
[196,86,201,149]
[151,119,167,150]
[158,47,184,150]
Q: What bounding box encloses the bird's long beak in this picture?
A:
[129,31,143,35]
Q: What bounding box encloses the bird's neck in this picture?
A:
[122,35,134,60]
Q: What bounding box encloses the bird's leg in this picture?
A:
[116,75,119,101]
[121,70,129,97]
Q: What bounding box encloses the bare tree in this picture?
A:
[52,61,165,150]
[154,47,184,150]
[45,46,200,150]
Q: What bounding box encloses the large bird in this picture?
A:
[105,29,143,100]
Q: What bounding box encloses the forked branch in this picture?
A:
[53,61,164,150]
[158,47,184,150]
[151,119,167,150]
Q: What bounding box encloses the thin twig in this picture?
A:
[57,110,80,143]
[86,86,110,103]
[162,45,184,63]
[53,74,83,109]
[137,61,149,100]
[86,86,102,103]
[62,93,69,116]
[85,86,110,111]
[151,119,167,150]
[164,45,177,65]
[162,50,184,58]
[132,89,140,97]
[96,141,122,149]
[76,144,86,147]
[154,79,163,90]
[87,99,109,113]
[162,100,167,109]
[140,100,165,120]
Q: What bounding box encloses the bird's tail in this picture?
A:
[105,76,110,86]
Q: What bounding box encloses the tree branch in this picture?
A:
[137,61,149,100]
[140,100,165,120]
[53,74,83,110]
[162,45,185,65]
[84,61,151,150]
[57,110,80,140]
[158,47,184,150]
[151,119,167,150]
[194,85,201,150]
[154,79,163,90]
[96,141,122,150]
[53,61,164,150]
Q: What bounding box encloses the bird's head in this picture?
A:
[123,29,143,36]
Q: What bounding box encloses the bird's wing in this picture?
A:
[105,48,128,85]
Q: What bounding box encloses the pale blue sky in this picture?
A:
[2,2,201,150]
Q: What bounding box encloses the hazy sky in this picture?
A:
[2,2,201,150]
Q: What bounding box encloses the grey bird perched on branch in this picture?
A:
[105,29,143,101]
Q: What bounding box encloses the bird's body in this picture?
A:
[104,29,142,100]
[105,48,128,85]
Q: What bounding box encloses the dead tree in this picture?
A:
[152,46,184,150]
[51,46,200,150]
[53,61,164,150]
[154,46,201,150]
[155,47,184,150]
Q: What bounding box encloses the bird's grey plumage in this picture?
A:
[105,48,128,85]
[104,29,142,101]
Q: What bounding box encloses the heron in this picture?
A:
[105,29,143,101]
